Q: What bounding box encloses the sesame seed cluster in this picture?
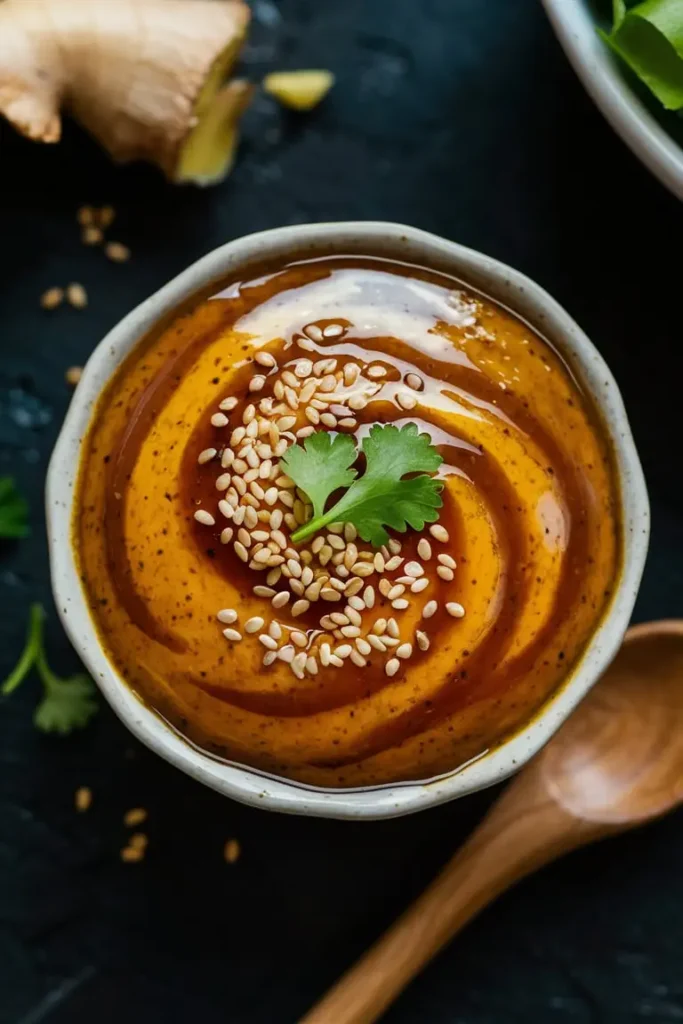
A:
[193,323,465,682]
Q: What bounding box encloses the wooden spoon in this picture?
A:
[301,621,683,1024]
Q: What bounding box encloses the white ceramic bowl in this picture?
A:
[47,222,649,819]
[542,0,683,201]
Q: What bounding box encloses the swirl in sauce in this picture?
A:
[76,255,620,787]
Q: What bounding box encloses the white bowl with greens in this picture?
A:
[542,0,683,200]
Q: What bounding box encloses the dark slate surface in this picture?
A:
[1,1,683,1022]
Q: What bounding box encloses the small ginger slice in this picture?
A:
[0,0,252,185]
[263,70,335,112]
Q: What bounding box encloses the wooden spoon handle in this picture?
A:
[301,777,592,1024]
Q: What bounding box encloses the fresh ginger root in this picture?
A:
[0,0,253,185]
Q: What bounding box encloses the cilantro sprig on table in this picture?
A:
[281,423,444,547]
[0,477,29,538]
[2,604,98,734]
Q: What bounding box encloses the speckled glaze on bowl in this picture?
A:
[46,223,649,819]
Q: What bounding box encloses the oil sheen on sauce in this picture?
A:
[76,255,620,788]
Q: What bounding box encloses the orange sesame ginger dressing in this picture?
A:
[76,255,619,788]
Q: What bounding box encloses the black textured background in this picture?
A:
[2,1,683,1022]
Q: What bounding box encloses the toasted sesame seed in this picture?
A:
[217,500,233,520]
[320,643,332,667]
[382,636,400,647]
[256,351,276,368]
[306,656,319,675]
[194,510,215,526]
[347,596,365,613]
[321,588,342,602]
[446,602,465,618]
[333,644,352,659]
[66,282,88,309]
[305,324,324,342]
[373,619,387,634]
[341,624,361,638]
[385,658,400,677]
[415,630,430,651]
[211,412,229,428]
[422,600,438,618]
[368,634,387,652]
[372,552,385,573]
[243,404,256,425]
[349,650,367,667]
[284,386,299,410]
[378,579,392,598]
[344,577,363,598]
[263,651,278,666]
[384,555,403,572]
[245,616,265,634]
[438,553,457,569]
[320,413,337,428]
[272,591,290,609]
[437,566,454,581]
[297,426,315,439]
[429,524,450,543]
[220,527,234,545]
[388,538,402,554]
[105,241,130,262]
[397,392,417,410]
[363,585,375,608]
[323,323,344,338]
[220,397,238,412]
[292,599,310,616]
[396,642,413,659]
[266,567,282,586]
[223,628,242,642]
[319,374,337,392]
[249,375,266,392]
[344,363,360,386]
[387,584,406,601]
[392,599,409,610]
[387,618,400,638]
[406,372,424,391]
[295,359,313,378]
[277,415,297,432]
[417,538,432,560]
[338,418,357,429]
[278,645,295,663]
[234,541,249,562]
[306,406,320,424]
[82,224,104,246]
[355,638,372,657]
[253,548,272,564]
[348,394,368,411]
[367,365,387,379]
[351,562,375,578]
[330,612,349,626]
[200,448,219,468]
[404,561,424,578]
[245,507,259,529]
[259,634,278,650]
[253,586,276,598]
[290,631,307,648]
[411,577,430,594]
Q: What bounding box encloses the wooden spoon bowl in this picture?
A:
[302,621,683,1024]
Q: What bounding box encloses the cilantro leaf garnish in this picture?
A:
[280,431,358,518]
[1,604,98,734]
[0,477,29,538]
[283,423,444,547]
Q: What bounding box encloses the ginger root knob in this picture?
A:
[0,0,252,186]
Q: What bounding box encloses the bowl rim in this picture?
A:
[46,221,649,820]
[541,0,683,202]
